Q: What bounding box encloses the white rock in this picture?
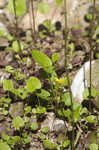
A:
[71,60,99,103]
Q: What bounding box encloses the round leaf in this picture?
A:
[26,77,41,93]
[12,116,25,130]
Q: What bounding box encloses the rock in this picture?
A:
[0,121,14,136]
[35,0,99,30]
[0,69,10,87]
[71,60,99,108]
[53,119,66,134]
[40,112,55,131]
[0,22,7,31]
[9,102,24,118]
[0,51,14,66]
[0,0,8,9]
[0,38,9,47]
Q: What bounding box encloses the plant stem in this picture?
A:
[64,0,74,149]
[30,0,36,42]
[13,0,21,52]
[89,0,96,110]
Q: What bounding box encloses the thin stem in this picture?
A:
[89,0,96,110]
[30,0,36,42]
[13,0,21,52]
[64,0,74,149]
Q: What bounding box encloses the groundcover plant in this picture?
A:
[0,0,99,150]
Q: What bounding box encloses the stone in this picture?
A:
[71,59,99,108]
[0,121,14,136]
[0,0,8,9]
[9,102,24,118]
[0,22,7,31]
[35,0,99,30]
[53,119,66,134]
[40,112,55,131]
[0,69,10,87]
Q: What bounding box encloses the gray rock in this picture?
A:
[53,119,66,134]
[9,102,24,118]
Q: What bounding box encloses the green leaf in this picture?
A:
[36,89,50,100]
[88,143,98,150]
[38,2,50,14]
[3,80,14,91]
[83,87,97,99]
[26,77,41,93]
[0,30,8,37]
[43,140,58,150]
[25,106,31,115]
[52,53,59,63]
[56,0,63,6]
[63,109,71,120]
[5,66,15,73]
[12,41,23,53]
[13,88,27,99]
[62,92,71,106]
[30,122,38,131]
[12,116,24,130]
[85,115,97,123]
[0,141,11,150]
[32,50,53,73]
[41,127,49,134]
[62,140,70,148]
[32,106,46,114]
[8,0,26,16]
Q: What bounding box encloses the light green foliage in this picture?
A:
[32,106,46,115]
[41,126,49,134]
[32,50,53,73]
[13,88,27,99]
[0,30,8,37]
[8,0,26,16]
[38,2,50,14]
[12,41,24,53]
[62,92,71,106]
[0,141,11,150]
[83,87,97,99]
[30,122,38,131]
[26,77,41,93]
[73,102,82,122]
[56,0,63,7]
[24,106,32,115]
[85,115,97,123]
[0,97,11,104]
[62,140,70,148]
[3,80,14,91]
[43,139,58,150]
[38,133,46,140]
[36,89,50,100]
[52,53,59,63]
[5,66,15,73]
[43,20,55,32]
[12,116,25,130]
[88,143,98,150]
